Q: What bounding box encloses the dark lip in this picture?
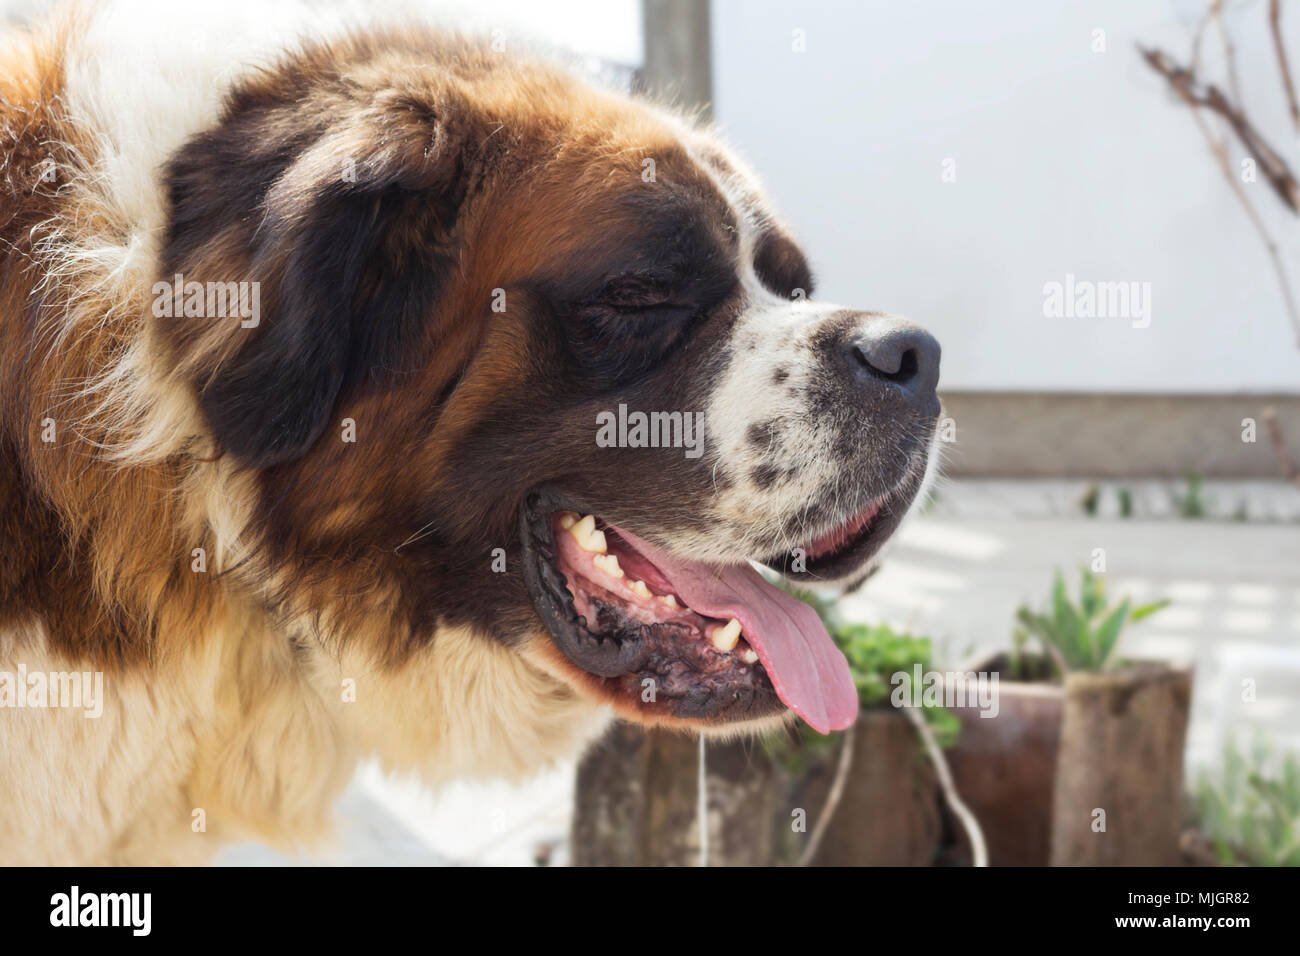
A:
[761,464,927,582]
[519,487,651,677]
[518,487,782,723]
[516,453,927,722]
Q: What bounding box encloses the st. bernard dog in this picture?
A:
[0,1,941,864]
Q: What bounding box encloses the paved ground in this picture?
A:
[838,512,1300,768]
[218,480,1300,866]
[924,477,1300,522]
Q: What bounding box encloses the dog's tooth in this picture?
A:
[558,511,579,530]
[593,554,624,578]
[710,618,741,652]
[628,579,652,599]
[658,594,679,609]
[740,646,759,664]
[571,514,607,553]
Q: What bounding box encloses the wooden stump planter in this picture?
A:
[1050,662,1193,866]
[571,722,776,866]
[943,652,1192,866]
[775,709,941,866]
[942,653,1062,866]
[571,710,942,867]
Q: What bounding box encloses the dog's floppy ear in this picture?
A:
[186,92,465,469]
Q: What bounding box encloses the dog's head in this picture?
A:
[161,32,940,736]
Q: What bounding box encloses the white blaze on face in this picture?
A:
[648,124,937,566]
[688,292,921,562]
[711,296,848,508]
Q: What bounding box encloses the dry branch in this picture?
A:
[1139,45,1300,345]
[1140,46,1300,213]
[1269,0,1300,134]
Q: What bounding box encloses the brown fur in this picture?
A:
[0,0,946,858]
[0,8,796,863]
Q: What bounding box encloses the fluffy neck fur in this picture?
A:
[0,0,606,867]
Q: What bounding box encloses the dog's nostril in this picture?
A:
[853,341,920,385]
[850,329,937,385]
[841,319,941,414]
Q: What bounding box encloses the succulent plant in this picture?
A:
[1013,568,1168,674]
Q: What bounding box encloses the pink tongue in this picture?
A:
[608,525,859,734]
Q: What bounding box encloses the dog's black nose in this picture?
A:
[841,315,941,417]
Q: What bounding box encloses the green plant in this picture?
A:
[1118,486,1134,518]
[762,589,958,768]
[835,622,933,706]
[1006,627,1059,682]
[1013,568,1169,674]
[1080,482,1100,517]
[1193,736,1300,866]
[831,622,960,746]
[1173,471,1211,519]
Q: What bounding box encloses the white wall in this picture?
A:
[433,0,642,64]
[712,0,1300,393]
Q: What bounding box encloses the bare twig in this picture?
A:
[798,721,855,866]
[901,702,988,868]
[1212,0,1243,106]
[1269,0,1300,134]
[1139,46,1300,346]
[1141,48,1299,212]
[1207,83,1300,213]
[1190,0,1217,72]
